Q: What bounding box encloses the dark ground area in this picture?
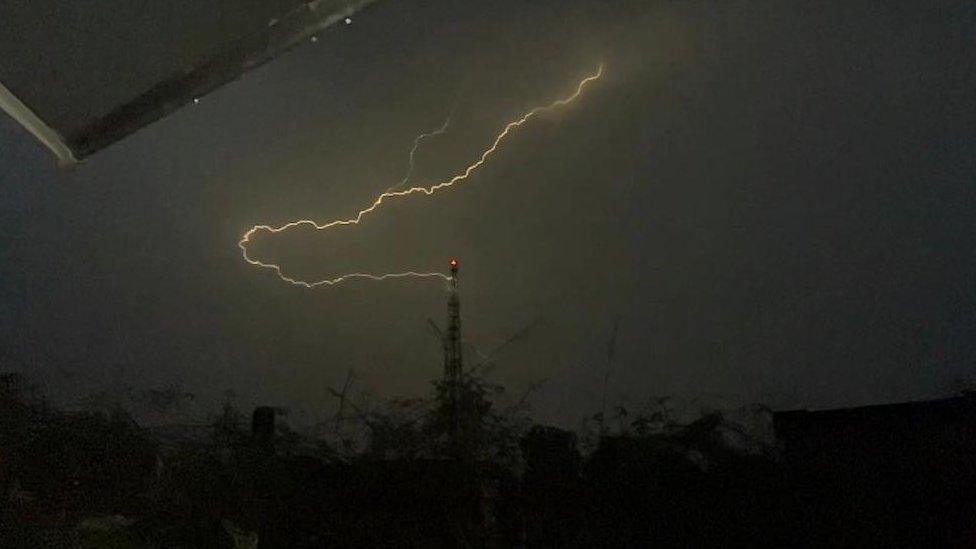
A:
[2,371,975,547]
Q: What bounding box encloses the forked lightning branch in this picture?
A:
[238,65,604,288]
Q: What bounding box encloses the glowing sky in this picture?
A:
[1,1,974,426]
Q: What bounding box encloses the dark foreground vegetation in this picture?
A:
[1,371,975,547]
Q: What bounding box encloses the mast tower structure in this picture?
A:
[445,258,463,384]
[444,258,463,449]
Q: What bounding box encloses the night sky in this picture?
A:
[1,1,974,427]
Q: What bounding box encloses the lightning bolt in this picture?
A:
[239,64,603,288]
[384,115,451,194]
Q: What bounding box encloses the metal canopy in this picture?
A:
[0,0,377,164]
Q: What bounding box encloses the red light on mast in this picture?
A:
[450,258,458,269]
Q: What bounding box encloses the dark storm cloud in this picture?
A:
[0,0,974,426]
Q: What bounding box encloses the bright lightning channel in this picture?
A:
[238,64,604,288]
